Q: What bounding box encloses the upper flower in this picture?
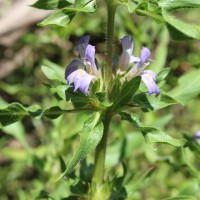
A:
[65,35,99,95]
[118,35,160,95]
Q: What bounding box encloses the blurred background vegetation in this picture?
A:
[0,0,200,199]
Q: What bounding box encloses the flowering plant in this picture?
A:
[1,0,200,199]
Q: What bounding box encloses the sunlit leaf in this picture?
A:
[170,69,200,104]
[41,59,65,82]
[120,112,187,147]
[58,112,103,179]
[31,0,72,10]
[133,93,177,111]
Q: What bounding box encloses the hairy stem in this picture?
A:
[104,0,118,86]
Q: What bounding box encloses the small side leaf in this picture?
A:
[43,106,65,119]
[0,103,28,126]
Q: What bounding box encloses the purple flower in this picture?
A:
[193,130,200,140]
[118,35,160,95]
[141,70,160,95]
[65,36,99,95]
[67,69,95,95]
[118,36,140,71]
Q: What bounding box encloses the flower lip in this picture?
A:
[141,70,160,95]
[67,69,95,95]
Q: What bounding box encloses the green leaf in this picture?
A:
[27,105,43,119]
[156,67,171,83]
[39,9,76,27]
[0,103,28,126]
[43,106,65,119]
[51,85,69,100]
[126,167,156,197]
[74,0,96,12]
[150,28,169,73]
[41,59,65,82]
[170,69,200,104]
[161,8,200,40]
[120,112,187,147]
[163,195,197,200]
[120,112,142,128]
[114,76,141,108]
[133,93,177,111]
[58,112,104,179]
[127,0,138,12]
[38,0,96,27]
[31,0,72,10]
[141,127,187,147]
[159,0,200,11]
[66,87,96,108]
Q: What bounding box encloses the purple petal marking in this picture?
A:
[77,35,90,58]
[141,70,160,95]
[119,35,134,70]
[140,47,151,63]
[65,59,83,80]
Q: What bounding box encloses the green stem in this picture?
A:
[92,111,112,184]
[104,0,118,86]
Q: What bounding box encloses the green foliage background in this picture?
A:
[1,1,200,199]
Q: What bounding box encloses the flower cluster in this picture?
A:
[118,35,160,95]
[65,35,160,96]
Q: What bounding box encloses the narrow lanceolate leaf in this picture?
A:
[170,69,200,104]
[120,112,187,147]
[57,112,104,180]
[0,103,28,126]
[114,76,141,108]
[38,0,96,27]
